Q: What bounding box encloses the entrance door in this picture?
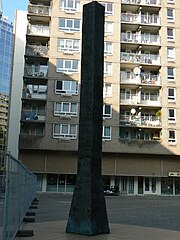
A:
[144,177,156,194]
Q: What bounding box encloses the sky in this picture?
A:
[2,0,28,23]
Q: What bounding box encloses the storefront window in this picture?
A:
[128,176,134,194]
[161,177,173,195]
[66,174,76,192]
[46,174,57,192]
[138,177,143,194]
[58,174,65,192]
[175,178,180,195]
[35,173,43,191]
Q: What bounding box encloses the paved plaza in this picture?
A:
[14,194,180,240]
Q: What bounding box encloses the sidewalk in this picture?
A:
[15,194,180,240]
[16,221,180,240]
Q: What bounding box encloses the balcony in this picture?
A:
[25,45,48,58]
[27,25,50,37]
[19,134,44,149]
[121,0,160,6]
[120,115,161,127]
[120,93,161,106]
[121,52,160,65]
[121,13,160,26]
[22,89,47,100]
[121,32,160,45]
[28,5,51,16]
[21,110,45,121]
[120,72,161,86]
[24,65,48,78]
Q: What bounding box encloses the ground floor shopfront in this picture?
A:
[35,173,180,195]
[19,150,180,196]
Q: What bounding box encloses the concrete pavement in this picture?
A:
[15,194,180,240]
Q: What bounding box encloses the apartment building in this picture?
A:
[9,0,180,195]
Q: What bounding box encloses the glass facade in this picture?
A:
[0,17,14,152]
[0,18,14,95]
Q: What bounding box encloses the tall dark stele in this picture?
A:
[66,1,110,236]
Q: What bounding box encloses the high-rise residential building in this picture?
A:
[8,0,180,195]
[0,2,14,152]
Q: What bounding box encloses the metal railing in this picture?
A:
[1,153,37,240]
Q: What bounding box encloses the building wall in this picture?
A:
[7,10,27,158]
[9,0,180,195]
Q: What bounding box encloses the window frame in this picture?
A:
[168,87,176,102]
[60,0,80,12]
[57,38,80,52]
[99,2,113,15]
[167,8,174,22]
[167,67,175,81]
[105,21,113,35]
[104,62,112,75]
[168,108,176,123]
[56,59,79,73]
[53,123,77,139]
[54,101,78,116]
[59,18,80,32]
[102,126,111,141]
[168,129,176,145]
[103,83,112,97]
[167,27,175,41]
[103,104,112,118]
[104,41,113,55]
[55,80,78,95]
[167,47,175,61]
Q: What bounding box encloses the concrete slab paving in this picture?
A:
[15,221,180,240]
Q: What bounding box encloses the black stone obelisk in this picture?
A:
[66,1,109,236]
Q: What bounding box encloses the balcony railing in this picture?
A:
[120,93,161,106]
[120,115,161,127]
[121,52,160,65]
[24,65,48,78]
[121,0,160,6]
[21,110,45,121]
[22,89,47,100]
[25,45,48,57]
[27,25,50,36]
[121,32,160,45]
[120,72,161,85]
[121,13,160,25]
[28,5,51,16]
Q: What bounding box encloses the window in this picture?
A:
[141,91,158,101]
[103,83,112,97]
[105,22,113,35]
[53,124,77,139]
[167,67,175,81]
[59,18,80,32]
[102,126,111,140]
[99,2,113,15]
[60,0,80,12]
[167,47,175,61]
[104,62,112,75]
[57,59,79,73]
[168,88,176,102]
[168,129,176,144]
[58,38,80,52]
[55,80,78,95]
[104,41,113,55]
[103,104,112,118]
[54,102,78,116]
[168,108,176,123]
[167,8,174,22]
[167,0,175,3]
[27,84,47,95]
[167,28,175,41]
